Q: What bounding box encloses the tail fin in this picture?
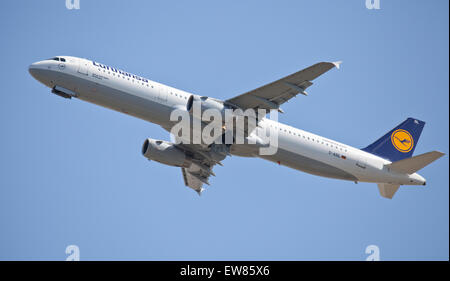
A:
[362,118,425,162]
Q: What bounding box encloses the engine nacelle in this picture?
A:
[186,95,231,123]
[141,138,191,168]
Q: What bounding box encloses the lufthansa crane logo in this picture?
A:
[391,129,414,153]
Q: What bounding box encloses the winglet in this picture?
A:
[332,61,342,69]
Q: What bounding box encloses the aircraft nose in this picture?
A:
[28,61,42,78]
[28,62,34,69]
[28,60,53,87]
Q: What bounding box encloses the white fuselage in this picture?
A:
[28,56,426,186]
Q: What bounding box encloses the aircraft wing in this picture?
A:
[159,123,230,194]
[181,165,210,195]
[176,143,228,195]
[226,61,341,112]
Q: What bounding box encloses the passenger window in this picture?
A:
[60,58,66,62]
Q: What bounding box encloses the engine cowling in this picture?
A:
[186,95,231,123]
[141,138,191,168]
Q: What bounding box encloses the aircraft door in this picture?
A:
[77,60,89,75]
[158,86,167,102]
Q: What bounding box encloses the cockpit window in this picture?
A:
[47,57,64,62]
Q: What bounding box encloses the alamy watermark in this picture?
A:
[169,101,279,156]
[365,0,380,10]
[365,245,380,261]
[66,0,80,10]
[65,245,80,261]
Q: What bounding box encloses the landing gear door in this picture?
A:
[77,60,89,76]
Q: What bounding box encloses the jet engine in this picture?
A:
[186,95,231,123]
[141,138,191,168]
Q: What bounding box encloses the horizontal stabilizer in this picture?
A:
[378,183,400,199]
[387,151,445,174]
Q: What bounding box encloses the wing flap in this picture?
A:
[176,143,228,195]
[182,167,205,195]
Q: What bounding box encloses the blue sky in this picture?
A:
[0,0,448,260]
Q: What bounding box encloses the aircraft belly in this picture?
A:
[260,147,358,181]
[57,72,171,125]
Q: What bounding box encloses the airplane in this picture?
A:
[28,56,444,198]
